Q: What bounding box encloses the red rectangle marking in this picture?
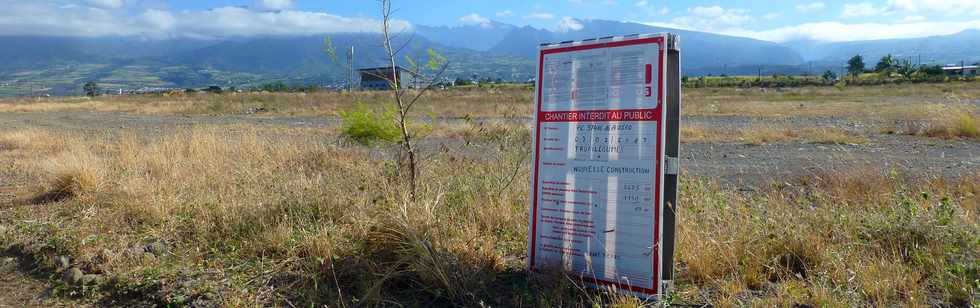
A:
[539,108,659,122]
[645,64,652,84]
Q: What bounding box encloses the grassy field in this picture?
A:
[0,83,977,306]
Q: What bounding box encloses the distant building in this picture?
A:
[358,66,418,90]
[942,65,978,76]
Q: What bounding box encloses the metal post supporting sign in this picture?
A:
[528,33,681,300]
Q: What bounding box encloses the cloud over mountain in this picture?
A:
[0,0,409,39]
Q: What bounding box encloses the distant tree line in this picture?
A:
[683,54,968,88]
[252,81,321,93]
[841,54,956,84]
[186,82,323,94]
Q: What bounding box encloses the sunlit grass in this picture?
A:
[0,126,975,306]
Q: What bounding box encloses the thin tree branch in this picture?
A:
[404,61,450,112]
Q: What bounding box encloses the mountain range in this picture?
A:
[1,19,979,95]
[785,29,980,66]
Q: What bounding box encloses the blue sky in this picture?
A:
[2,0,980,42]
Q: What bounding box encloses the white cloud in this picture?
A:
[0,1,410,39]
[641,4,980,43]
[635,0,648,7]
[640,21,694,31]
[139,9,176,30]
[459,13,491,27]
[253,0,294,11]
[87,0,124,9]
[496,10,513,18]
[718,20,980,42]
[796,2,825,13]
[902,15,926,22]
[524,13,556,20]
[671,6,752,31]
[842,2,889,18]
[557,17,584,32]
[886,0,980,16]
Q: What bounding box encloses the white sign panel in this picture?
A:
[529,34,667,298]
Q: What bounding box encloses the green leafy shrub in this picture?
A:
[339,103,401,145]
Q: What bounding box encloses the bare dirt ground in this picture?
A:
[0,250,89,308]
[684,115,980,186]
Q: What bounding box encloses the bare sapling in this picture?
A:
[378,0,450,200]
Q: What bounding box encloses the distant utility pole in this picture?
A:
[348,46,355,92]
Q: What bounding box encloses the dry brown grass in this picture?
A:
[32,149,104,204]
[0,83,977,306]
[923,107,980,139]
[683,82,980,121]
[682,124,869,145]
[0,88,533,118]
[0,126,534,306]
[880,104,980,139]
[2,83,976,124]
[676,166,978,306]
[0,126,975,307]
[0,128,70,153]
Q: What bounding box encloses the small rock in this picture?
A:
[125,246,145,259]
[500,255,521,266]
[80,274,103,285]
[63,267,84,285]
[244,106,268,114]
[181,279,201,290]
[100,249,114,261]
[55,255,70,270]
[145,240,170,256]
[0,257,16,273]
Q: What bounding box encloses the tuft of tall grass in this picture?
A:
[32,149,104,204]
[926,108,980,138]
[903,105,980,139]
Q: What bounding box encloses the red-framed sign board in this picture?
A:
[528,33,680,299]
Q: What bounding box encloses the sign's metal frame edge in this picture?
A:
[527,32,681,302]
[661,33,681,299]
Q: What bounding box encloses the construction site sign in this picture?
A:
[528,33,681,299]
